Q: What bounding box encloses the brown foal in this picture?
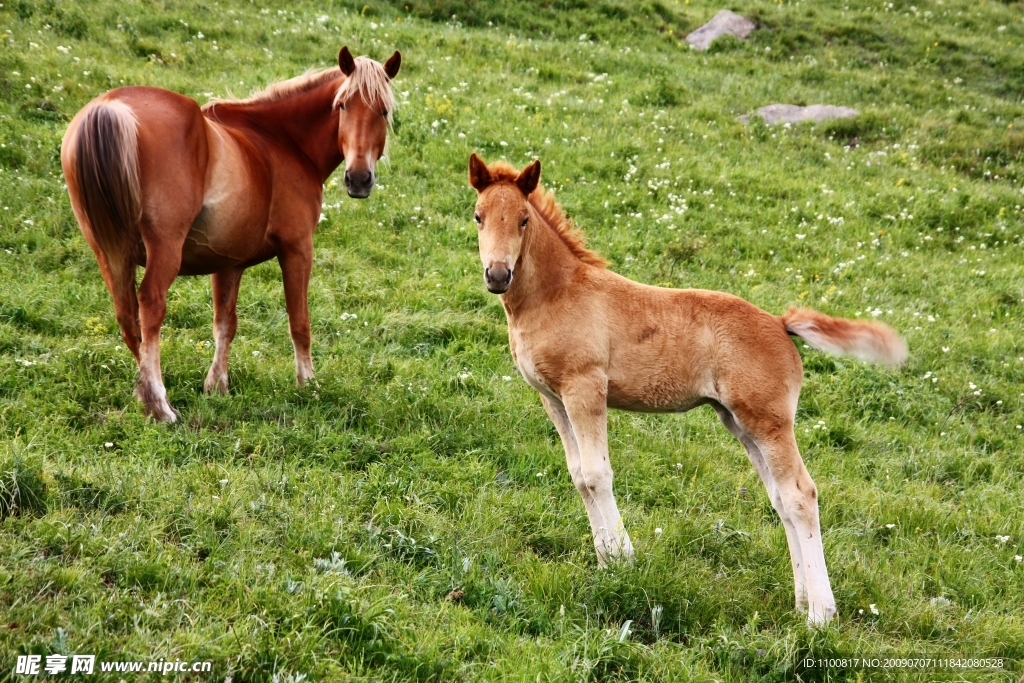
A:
[61,47,400,421]
[468,153,907,626]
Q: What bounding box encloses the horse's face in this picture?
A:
[468,153,541,294]
[336,47,401,199]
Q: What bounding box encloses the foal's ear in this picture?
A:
[468,153,492,192]
[516,159,541,196]
[338,46,356,76]
[384,51,402,80]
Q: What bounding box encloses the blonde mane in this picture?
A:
[333,57,396,122]
[486,161,609,268]
[206,58,394,121]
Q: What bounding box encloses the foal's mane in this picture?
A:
[487,162,609,268]
[207,58,395,121]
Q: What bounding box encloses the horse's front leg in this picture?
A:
[557,374,634,566]
[204,267,244,395]
[135,235,184,422]
[278,239,314,386]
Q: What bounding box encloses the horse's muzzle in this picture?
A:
[485,265,512,294]
[344,168,374,199]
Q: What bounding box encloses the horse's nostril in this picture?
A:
[345,169,373,187]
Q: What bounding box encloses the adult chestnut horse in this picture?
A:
[61,47,400,422]
[468,154,907,626]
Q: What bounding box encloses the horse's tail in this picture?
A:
[781,307,907,366]
[69,100,142,278]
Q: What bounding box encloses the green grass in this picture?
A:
[2,0,1024,680]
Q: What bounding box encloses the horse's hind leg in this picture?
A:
[278,241,314,386]
[135,235,185,422]
[714,404,808,613]
[93,245,142,362]
[110,266,142,362]
[204,267,244,395]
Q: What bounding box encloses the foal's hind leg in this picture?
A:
[204,267,244,395]
[278,241,314,386]
[756,430,835,625]
[730,408,836,625]
[714,405,808,613]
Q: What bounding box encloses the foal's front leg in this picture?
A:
[540,395,619,564]
[278,240,315,386]
[204,267,244,395]
[557,374,634,565]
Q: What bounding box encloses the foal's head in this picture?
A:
[468,153,541,294]
[334,46,401,198]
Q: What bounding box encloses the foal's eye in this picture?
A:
[474,214,482,224]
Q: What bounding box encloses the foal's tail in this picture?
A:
[781,307,908,366]
[68,100,142,277]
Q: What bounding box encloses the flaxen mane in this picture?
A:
[333,58,395,123]
[487,161,609,268]
[204,58,394,122]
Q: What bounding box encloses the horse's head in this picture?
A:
[335,46,401,198]
[468,153,541,294]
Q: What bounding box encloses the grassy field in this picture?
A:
[2,0,1024,680]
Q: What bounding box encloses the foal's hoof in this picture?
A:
[805,602,837,628]
[147,402,179,423]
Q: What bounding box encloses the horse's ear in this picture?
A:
[516,159,541,196]
[469,153,491,192]
[338,46,356,76]
[384,51,402,80]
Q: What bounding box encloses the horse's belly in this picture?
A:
[180,202,269,274]
[179,119,272,275]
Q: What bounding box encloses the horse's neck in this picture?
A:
[247,81,342,183]
[502,204,582,316]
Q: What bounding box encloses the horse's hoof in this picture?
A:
[204,374,229,395]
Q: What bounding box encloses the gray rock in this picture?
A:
[738,104,859,125]
[686,10,756,51]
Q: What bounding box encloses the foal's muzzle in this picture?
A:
[344,168,375,199]
[484,265,512,294]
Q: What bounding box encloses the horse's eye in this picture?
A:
[474,214,482,224]
[382,109,389,118]
[338,102,346,111]
[520,217,528,228]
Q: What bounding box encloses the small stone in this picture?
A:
[739,104,859,125]
[686,10,756,51]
